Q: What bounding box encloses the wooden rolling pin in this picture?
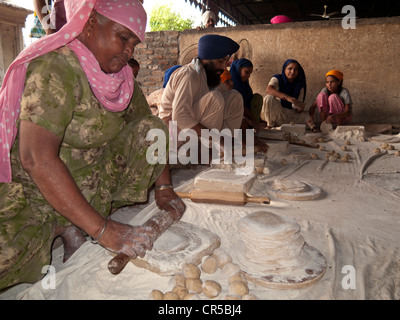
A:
[108,210,177,275]
[176,190,270,205]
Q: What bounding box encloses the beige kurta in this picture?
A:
[159,58,244,137]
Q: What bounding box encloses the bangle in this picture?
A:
[91,216,110,244]
[155,184,173,191]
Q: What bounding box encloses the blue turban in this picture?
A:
[198,34,240,60]
[163,65,182,88]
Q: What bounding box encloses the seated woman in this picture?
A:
[308,70,352,130]
[230,58,263,132]
[260,59,307,127]
[0,0,185,292]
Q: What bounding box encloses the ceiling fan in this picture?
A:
[309,4,340,19]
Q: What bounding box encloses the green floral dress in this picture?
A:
[0,46,168,291]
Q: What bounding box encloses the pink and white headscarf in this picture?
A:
[0,0,147,182]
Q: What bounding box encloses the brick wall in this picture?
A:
[135,31,180,96]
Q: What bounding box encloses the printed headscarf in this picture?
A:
[0,0,147,182]
[273,59,307,109]
[230,59,254,110]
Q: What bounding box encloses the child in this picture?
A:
[308,70,352,130]
[220,69,234,91]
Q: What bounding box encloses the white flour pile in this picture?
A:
[1,131,399,300]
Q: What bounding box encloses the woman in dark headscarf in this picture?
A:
[260,59,307,127]
[230,58,263,132]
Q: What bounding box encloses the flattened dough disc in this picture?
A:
[239,243,327,290]
[266,179,322,201]
[122,221,221,276]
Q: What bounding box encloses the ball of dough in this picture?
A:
[341,156,349,163]
[374,148,381,154]
[183,293,201,300]
[242,294,259,300]
[202,280,222,299]
[150,289,164,300]
[169,273,186,287]
[222,263,241,278]
[201,256,218,274]
[163,291,180,300]
[185,278,203,294]
[229,281,249,296]
[388,145,395,150]
[228,272,247,285]
[172,285,189,300]
[216,252,232,269]
[311,153,319,160]
[329,155,337,162]
[212,248,226,258]
[182,263,201,279]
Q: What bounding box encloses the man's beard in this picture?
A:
[203,62,223,89]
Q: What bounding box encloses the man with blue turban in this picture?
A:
[159,34,243,162]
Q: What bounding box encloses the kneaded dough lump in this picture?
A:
[202,280,222,299]
[201,256,218,274]
[182,263,201,279]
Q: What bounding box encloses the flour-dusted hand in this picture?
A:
[98,220,154,258]
[155,188,186,221]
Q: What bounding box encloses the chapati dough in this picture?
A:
[201,256,218,274]
[182,263,201,279]
[202,280,222,299]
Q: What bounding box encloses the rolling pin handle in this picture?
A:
[247,196,271,204]
[108,253,131,275]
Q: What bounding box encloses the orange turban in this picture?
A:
[326,70,343,81]
[221,70,232,83]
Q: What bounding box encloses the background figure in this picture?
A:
[270,15,294,24]
[32,0,66,35]
[308,70,352,130]
[260,59,307,127]
[219,69,234,91]
[145,65,182,117]
[197,10,217,29]
[163,65,182,88]
[230,58,263,132]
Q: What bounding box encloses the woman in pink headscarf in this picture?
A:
[0,0,185,291]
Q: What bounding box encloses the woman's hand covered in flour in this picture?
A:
[155,188,186,221]
[98,220,154,258]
